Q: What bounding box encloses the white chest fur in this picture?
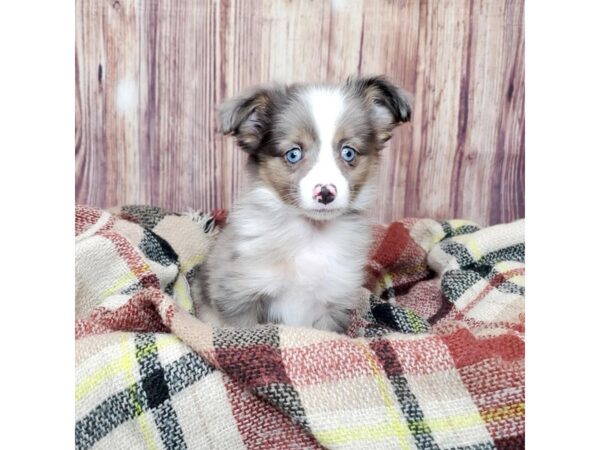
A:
[205,187,371,328]
[266,218,367,326]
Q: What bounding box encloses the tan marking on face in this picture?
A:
[257,145,317,205]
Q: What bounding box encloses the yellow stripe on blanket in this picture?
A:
[180,252,207,275]
[119,336,158,450]
[414,402,524,434]
[356,342,412,449]
[480,402,525,423]
[380,273,394,291]
[407,308,422,331]
[315,422,410,446]
[466,239,482,260]
[419,411,484,434]
[315,404,524,446]
[173,274,193,312]
[99,265,151,301]
[447,219,475,229]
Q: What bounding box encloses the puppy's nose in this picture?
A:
[313,184,337,205]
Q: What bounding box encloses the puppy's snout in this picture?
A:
[313,184,337,205]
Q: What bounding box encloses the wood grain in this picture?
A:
[76,0,524,226]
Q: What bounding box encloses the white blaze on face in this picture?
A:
[299,87,349,210]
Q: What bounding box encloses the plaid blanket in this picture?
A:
[75,205,525,450]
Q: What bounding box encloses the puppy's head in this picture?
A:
[219,76,412,220]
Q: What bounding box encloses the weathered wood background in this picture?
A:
[76,0,524,225]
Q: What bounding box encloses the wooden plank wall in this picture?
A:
[76,0,524,226]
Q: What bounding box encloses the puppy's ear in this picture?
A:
[346,75,412,143]
[219,86,285,153]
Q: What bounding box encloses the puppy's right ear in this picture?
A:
[219,86,285,153]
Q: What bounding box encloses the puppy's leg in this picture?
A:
[191,263,268,327]
[313,307,352,333]
[212,292,273,327]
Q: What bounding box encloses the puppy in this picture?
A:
[191,76,411,332]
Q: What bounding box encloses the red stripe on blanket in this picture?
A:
[458,358,525,446]
[224,378,322,450]
[371,222,411,266]
[75,288,169,339]
[393,278,444,319]
[215,345,292,389]
[96,229,161,289]
[458,316,525,334]
[282,339,374,386]
[75,205,102,235]
[441,328,524,369]
[365,222,428,288]
[75,205,115,236]
[493,434,525,450]
[386,335,456,375]
[455,267,525,320]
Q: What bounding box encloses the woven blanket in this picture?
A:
[75,205,525,450]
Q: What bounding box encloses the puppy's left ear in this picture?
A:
[346,75,412,143]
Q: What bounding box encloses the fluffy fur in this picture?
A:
[191,76,412,332]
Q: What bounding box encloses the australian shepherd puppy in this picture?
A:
[191,76,412,332]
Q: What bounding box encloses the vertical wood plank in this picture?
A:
[490,0,525,224]
[150,0,220,212]
[405,0,471,222]
[262,0,330,84]
[324,0,364,81]
[76,0,107,206]
[103,0,144,206]
[449,0,525,224]
[358,0,422,224]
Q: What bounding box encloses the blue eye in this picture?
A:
[285,148,303,164]
[341,146,357,162]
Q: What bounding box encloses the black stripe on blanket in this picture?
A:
[441,221,481,238]
[135,334,186,449]
[370,339,440,450]
[140,229,180,268]
[75,334,214,450]
[121,205,168,229]
[439,241,525,303]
